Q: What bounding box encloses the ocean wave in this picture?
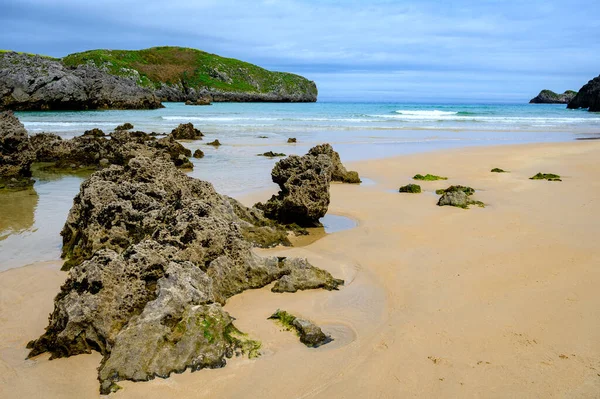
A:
[23,121,117,127]
[395,110,458,116]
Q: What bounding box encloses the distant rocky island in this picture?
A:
[529,89,577,104]
[567,75,600,112]
[0,47,318,111]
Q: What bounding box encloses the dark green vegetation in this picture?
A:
[398,184,421,193]
[413,173,448,181]
[258,151,286,157]
[269,310,298,331]
[62,46,317,101]
[529,89,577,104]
[436,185,484,209]
[530,172,562,181]
[491,168,508,173]
[436,185,475,196]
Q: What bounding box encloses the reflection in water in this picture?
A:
[0,189,39,240]
[0,170,85,271]
[289,214,358,247]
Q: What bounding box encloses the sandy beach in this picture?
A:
[1,140,599,398]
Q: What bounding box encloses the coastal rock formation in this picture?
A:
[0,111,34,190]
[114,123,134,131]
[170,123,204,140]
[437,185,483,209]
[185,97,211,106]
[256,144,359,226]
[0,52,163,111]
[568,75,600,112]
[29,129,193,170]
[309,144,361,183]
[398,184,421,193]
[62,47,318,103]
[29,156,342,393]
[193,149,204,158]
[268,310,331,348]
[256,148,333,226]
[206,139,222,147]
[529,90,577,104]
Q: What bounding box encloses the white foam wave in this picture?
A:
[395,110,458,116]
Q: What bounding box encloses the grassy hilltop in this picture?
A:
[62,46,317,101]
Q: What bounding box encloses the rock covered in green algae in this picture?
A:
[170,123,204,140]
[28,156,343,393]
[269,310,332,348]
[530,172,562,181]
[0,111,34,190]
[255,144,360,227]
[491,168,507,173]
[436,185,484,209]
[413,173,447,181]
[398,184,421,193]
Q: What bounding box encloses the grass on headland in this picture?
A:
[413,173,448,181]
[530,172,561,181]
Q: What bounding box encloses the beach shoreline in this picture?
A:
[1,140,599,398]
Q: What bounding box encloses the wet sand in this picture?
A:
[1,141,599,398]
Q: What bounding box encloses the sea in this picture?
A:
[1,102,599,270]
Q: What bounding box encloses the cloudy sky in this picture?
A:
[2,0,599,102]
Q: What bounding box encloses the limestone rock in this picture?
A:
[193,149,204,158]
[29,156,342,393]
[170,123,204,140]
[0,52,163,111]
[0,110,33,190]
[529,90,577,104]
[268,310,331,348]
[308,144,361,183]
[568,75,600,112]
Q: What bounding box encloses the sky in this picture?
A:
[1,0,599,102]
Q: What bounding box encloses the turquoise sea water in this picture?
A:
[2,102,599,270]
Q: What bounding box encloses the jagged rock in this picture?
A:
[268,310,331,348]
[83,128,106,137]
[28,156,341,393]
[437,185,483,209]
[170,123,204,140]
[193,149,204,158]
[185,97,212,106]
[287,137,297,143]
[529,90,577,104]
[114,123,134,131]
[0,110,34,190]
[30,129,192,171]
[308,144,361,183]
[272,258,343,293]
[568,75,600,112]
[206,139,221,146]
[256,148,333,226]
[255,144,359,226]
[0,52,163,111]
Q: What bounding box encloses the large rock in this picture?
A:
[255,144,359,226]
[568,75,600,112]
[170,123,204,140]
[0,110,34,190]
[268,310,331,348]
[308,144,361,183]
[28,156,342,393]
[29,129,193,171]
[0,52,163,111]
[529,89,577,104]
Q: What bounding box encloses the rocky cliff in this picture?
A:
[567,75,600,112]
[529,89,577,104]
[0,52,163,111]
[62,46,318,103]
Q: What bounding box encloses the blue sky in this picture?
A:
[1,0,599,102]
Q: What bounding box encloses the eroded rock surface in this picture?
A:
[256,144,358,226]
[0,52,163,111]
[28,156,343,393]
[170,123,204,140]
[568,75,600,112]
[269,310,332,348]
[0,111,34,190]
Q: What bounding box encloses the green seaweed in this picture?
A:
[268,309,297,332]
[398,184,421,193]
[436,185,475,196]
[491,168,507,173]
[413,173,448,181]
[530,173,562,181]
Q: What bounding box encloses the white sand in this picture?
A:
[1,141,599,398]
